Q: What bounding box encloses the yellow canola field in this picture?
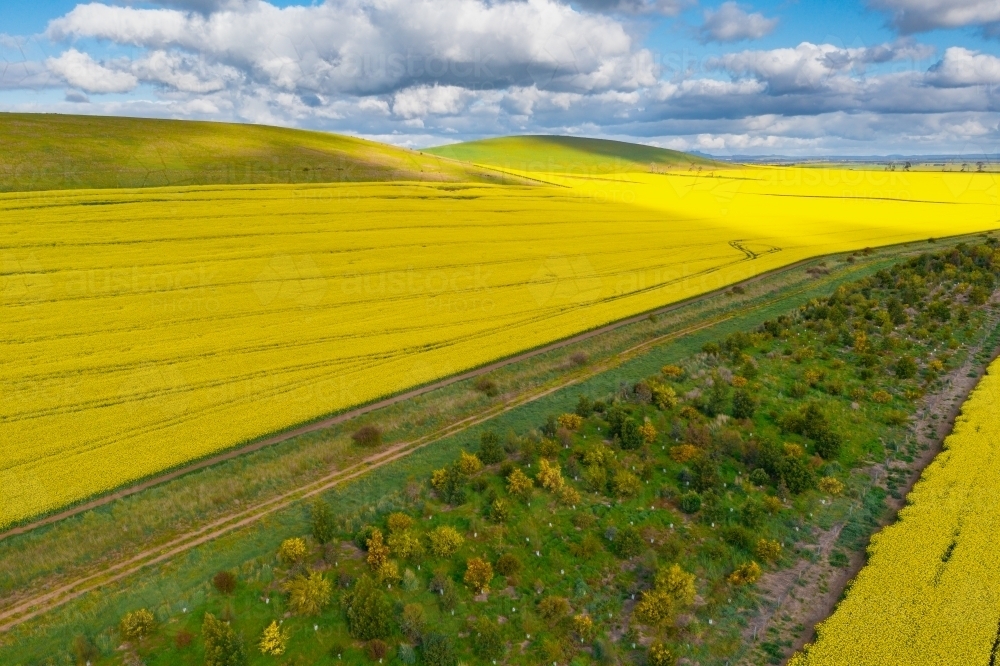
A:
[796,358,1000,665]
[2,168,999,528]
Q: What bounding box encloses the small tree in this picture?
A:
[473,617,505,661]
[258,621,288,656]
[400,603,425,641]
[654,564,696,605]
[388,530,424,559]
[284,571,332,616]
[212,571,237,595]
[538,595,570,624]
[536,458,564,491]
[648,642,677,666]
[464,557,494,594]
[352,425,382,447]
[575,395,594,417]
[422,633,457,666]
[428,526,464,557]
[611,470,641,498]
[457,450,483,476]
[619,418,644,450]
[634,590,675,627]
[311,499,336,545]
[346,575,392,640]
[651,382,678,410]
[203,613,248,666]
[278,538,307,565]
[506,468,534,500]
[732,388,756,419]
[365,529,390,570]
[120,609,155,641]
[573,614,596,642]
[755,539,782,562]
[728,561,762,586]
[387,512,414,533]
[496,553,522,576]
[558,413,583,430]
[478,431,505,464]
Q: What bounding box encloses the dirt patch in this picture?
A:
[739,302,1000,666]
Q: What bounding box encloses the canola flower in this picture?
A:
[2,170,999,528]
[798,358,1000,664]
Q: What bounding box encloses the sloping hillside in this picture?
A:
[426,135,720,174]
[0,113,507,191]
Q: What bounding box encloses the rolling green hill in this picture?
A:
[0,113,508,192]
[425,135,721,174]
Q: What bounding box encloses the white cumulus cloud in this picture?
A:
[870,0,1000,35]
[926,47,1000,87]
[700,2,778,43]
[46,49,138,94]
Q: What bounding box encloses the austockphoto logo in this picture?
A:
[341,50,498,83]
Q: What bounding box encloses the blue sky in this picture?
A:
[3,0,1000,155]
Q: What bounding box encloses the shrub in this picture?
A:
[346,575,392,640]
[488,497,511,523]
[722,525,755,551]
[496,553,522,576]
[365,529,390,570]
[633,590,675,627]
[428,526,464,557]
[612,525,643,558]
[648,642,677,666]
[728,561,762,586]
[397,644,416,664]
[872,390,892,404]
[212,571,237,595]
[478,431,505,465]
[732,388,756,419]
[506,468,534,499]
[655,564,696,605]
[639,421,658,444]
[422,633,457,666]
[284,571,332,615]
[819,476,845,495]
[678,491,702,514]
[387,512,414,533]
[258,621,287,656]
[400,603,425,641]
[611,470,641,498]
[203,613,247,666]
[573,613,596,641]
[661,364,684,378]
[388,530,423,559]
[278,537,307,565]
[474,376,500,396]
[619,418,645,450]
[538,595,571,623]
[740,498,766,528]
[558,413,583,430]
[755,539,782,562]
[457,450,483,476]
[120,609,155,641]
[651,382,678,410]
[464,557,494,594]
[175,630,193,649]
[311,499,336,545]
[748,468,770,486]
[366,639,388,661]
[895,355,917,379]
[430,465,466,505]
[575,395,594,417]
[670,444,700,463]
[352,425,382,447]
[536,458,565,491]
[473,617,505,660]
[72,635,100,664]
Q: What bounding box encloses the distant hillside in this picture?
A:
[0,114,508,192]
[425,135,721,174]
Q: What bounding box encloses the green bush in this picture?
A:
[422,633,457,666]
[203,613,247,666]
[679,492,702,514]
[345,575,392,640]
[612,526,644,558]
[473,617,505,661]
[478,431,505,465]
[311,499,336,545]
